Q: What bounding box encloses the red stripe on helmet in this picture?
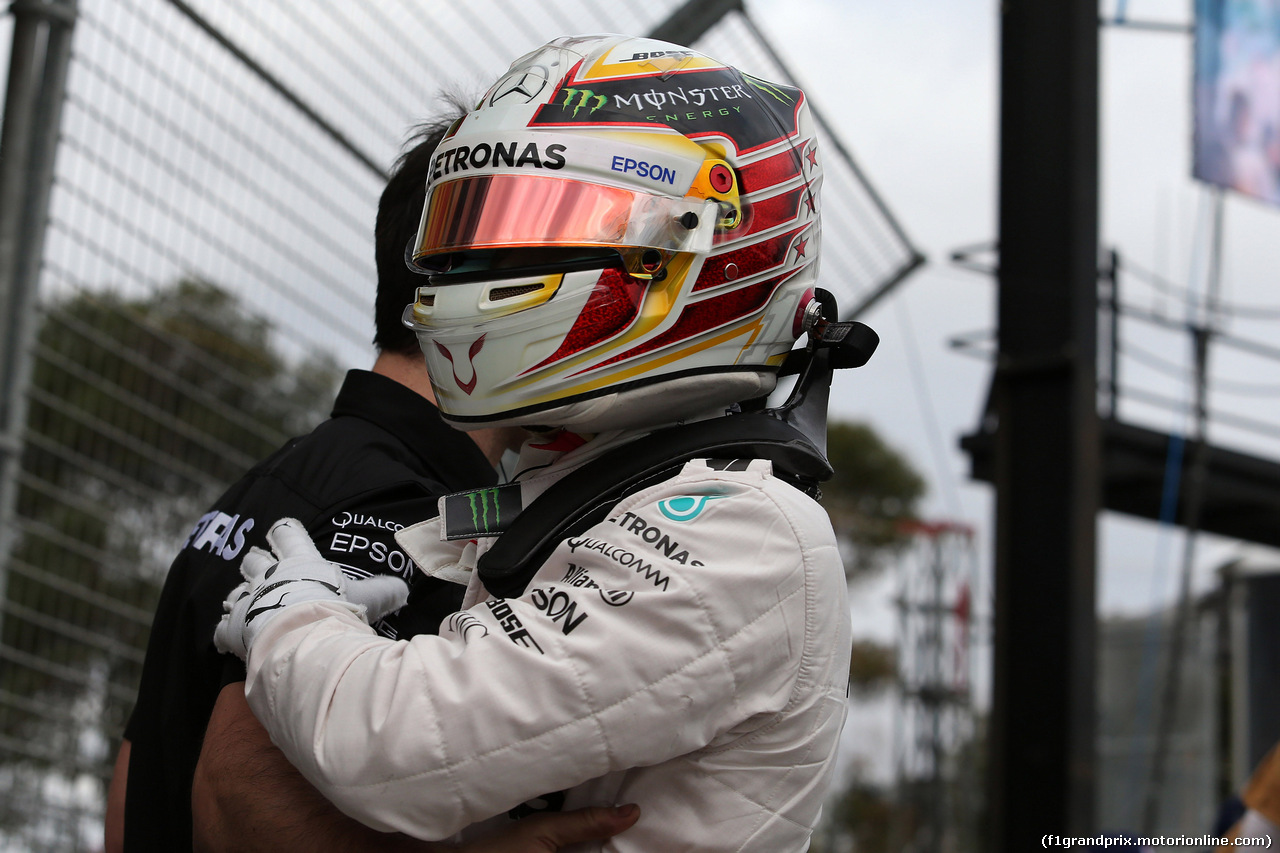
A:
[713,187,807,247]
[736,147,804,191]
[698,225,805,291]
[586,271,797,371]
[524,268,645,372]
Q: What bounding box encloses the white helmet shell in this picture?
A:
[404,34,823,431]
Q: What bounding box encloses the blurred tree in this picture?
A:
[811,422,958,852]
[848,639,898,696]
[824,776,902,853]
[817,420,924,694]
[812,724,988,853]
[0,279,339,827]
[822,421,926,577]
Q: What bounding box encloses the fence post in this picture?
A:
[0,0,79,640]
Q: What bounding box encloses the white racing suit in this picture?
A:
[243,430,852,851]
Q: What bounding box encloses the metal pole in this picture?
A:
[929,535,944,853]
[990,0,1100,848]
[1106,249,1121,419]
[0,0,78,642]
[1140,187,1224,833]
[1215,563,1235,805]
[892,548,910,852]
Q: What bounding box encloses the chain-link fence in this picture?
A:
[0,1,920,848]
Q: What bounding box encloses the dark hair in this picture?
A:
[373,108,463,354]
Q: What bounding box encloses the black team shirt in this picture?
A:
[122,370,497,850]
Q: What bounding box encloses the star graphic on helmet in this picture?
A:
[803,185,817,215]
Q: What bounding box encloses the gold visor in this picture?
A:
[412,174,713,271]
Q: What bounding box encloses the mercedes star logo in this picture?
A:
[489,65,550,105]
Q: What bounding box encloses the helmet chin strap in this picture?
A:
[765,288,880,460]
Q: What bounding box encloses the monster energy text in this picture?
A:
[556,83,755,118]
[616,84,752,113]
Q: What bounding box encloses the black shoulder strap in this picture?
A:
[475,413,831,599]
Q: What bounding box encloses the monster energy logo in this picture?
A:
[469,488,502,533]
[442,483,522,540]
[743,74,795,104]
[560,88,607,117]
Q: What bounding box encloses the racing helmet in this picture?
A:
[404,34,824,431]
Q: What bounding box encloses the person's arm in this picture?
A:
[192,683,639,852]
[105,740,129,853]
[233,471,815,840]
[193,682,420,852]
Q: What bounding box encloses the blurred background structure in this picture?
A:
[5,0,1280,851]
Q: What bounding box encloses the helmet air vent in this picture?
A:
[489,282,546,301]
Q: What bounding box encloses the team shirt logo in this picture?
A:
[657,495,723,522]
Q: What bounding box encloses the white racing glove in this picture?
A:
[213,517,409,660]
